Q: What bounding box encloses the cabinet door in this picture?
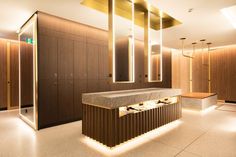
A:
[74,79,87,119]
[74,39,86,79]
[74,39,87,119]
[58,79,74,122]
[0,40,7,109]
[38,35,58,128]
[87,42,99,80]
[58,38,74,122]
[98,44,109,80]
[58,38,74,80]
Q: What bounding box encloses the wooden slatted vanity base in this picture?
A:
[82,101,182,147]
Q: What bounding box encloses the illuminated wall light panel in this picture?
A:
[18,13,38,130]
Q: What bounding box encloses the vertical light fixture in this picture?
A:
[207,42,212,93]
[190,42,197,92]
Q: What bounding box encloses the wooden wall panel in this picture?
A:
[58,38,74,122]
[210,46,236,101]
[38,35,58,128]
[10,42,19,108]
[228,47,236,101]
[20,42,33,107]
[171,50,190,94]
[0,39,7,109]
[192,50,209,93]
[173,45,236,101]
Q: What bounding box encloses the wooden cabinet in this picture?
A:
[74,79,87,119]
[74,39,86,79]
[38,35,58,127]
[87,41,99,80]
[58,38,74,122]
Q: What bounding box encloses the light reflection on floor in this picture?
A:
[81,120,182,156]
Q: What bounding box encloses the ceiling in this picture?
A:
[0,0,235,49]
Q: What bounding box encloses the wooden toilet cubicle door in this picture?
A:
[0,39,19,111]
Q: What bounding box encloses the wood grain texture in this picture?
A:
[192,50,209,93]
[37,11,172,129]
[171,50,190,94]
[20,42,33,107]
[0,39,7,109]
[82,101,182,147]
[10,42,19,108]
[210,46,236,101]
[172,45,236,101]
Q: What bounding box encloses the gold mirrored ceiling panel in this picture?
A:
[81,0,181,30]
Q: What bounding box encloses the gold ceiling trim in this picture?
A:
[81,0,181,30]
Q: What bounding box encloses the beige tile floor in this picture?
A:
[0,104,236,157]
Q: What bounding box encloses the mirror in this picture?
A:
[150,45,162,81]
[145,11,163,82]
[19,14,37,129]
[109,0,135,83]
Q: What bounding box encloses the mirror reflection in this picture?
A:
[19,23,34,123]
[113,0,134,82]
[150,45,161,81]
[147,11,163,82]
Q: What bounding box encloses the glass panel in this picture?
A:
[19,21,35,123]
[148,11,163,82]
[113,0,134,82]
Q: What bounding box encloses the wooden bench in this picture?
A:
[181,92,217,110]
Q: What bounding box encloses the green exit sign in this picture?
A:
[26,38,33,44]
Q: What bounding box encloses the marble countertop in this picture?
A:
[82,88,182,109]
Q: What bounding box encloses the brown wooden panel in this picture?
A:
[0,40,7,109]
[58,38,74,80]
[228,47,236,101]
[38,34,58,128]
[87,42,99,79]
[38,35,58,80]
[38,79,58,128]
[58,79,74,122]
[74,40,87,79]
[192,51,209,93]
[9,42,19,108]
[98,44,109,80]
[58,38,74,122]
[82,100,181,147]
[74,79,87,119]
[20,42,33,107]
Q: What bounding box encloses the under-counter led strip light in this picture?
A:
[81,120,182,156]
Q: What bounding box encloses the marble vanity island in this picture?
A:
[82,88,182,147]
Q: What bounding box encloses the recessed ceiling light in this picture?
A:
[221,5,236,29]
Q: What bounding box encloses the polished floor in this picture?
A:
[0,104,236,157]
